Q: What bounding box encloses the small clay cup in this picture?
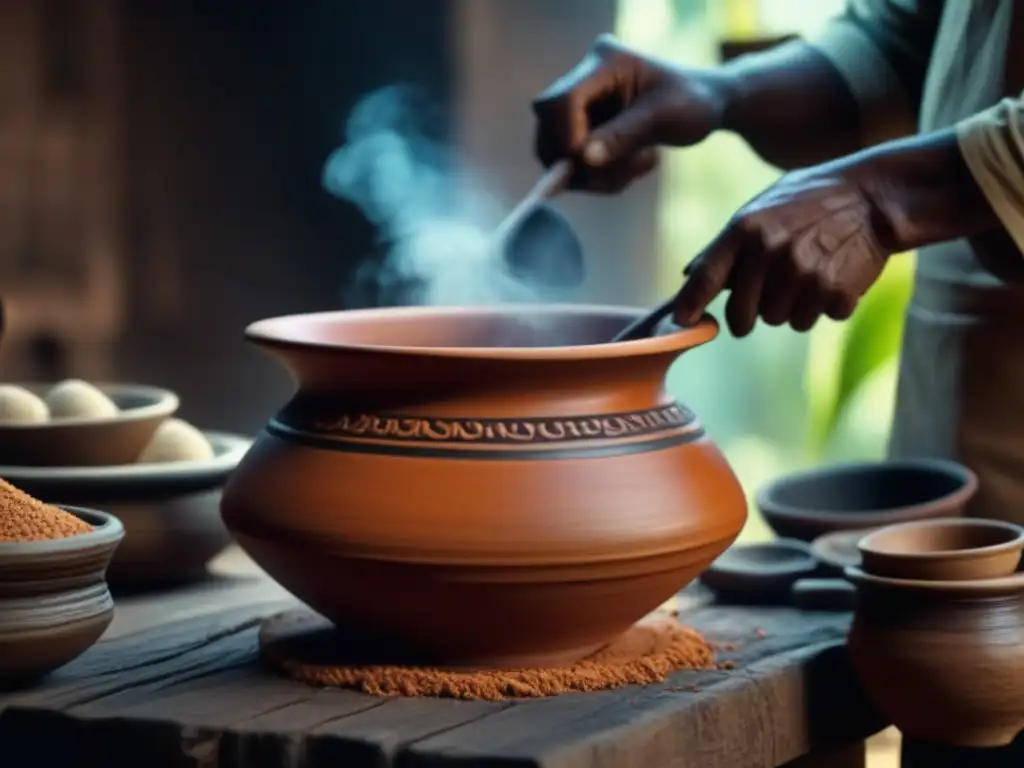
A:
[859,518,1024,581]
[0,383,179,467]
[0,507,124,685]
[756,459,977,542]
[846,566,1024,747]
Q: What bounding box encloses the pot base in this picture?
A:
[259,604,718,697]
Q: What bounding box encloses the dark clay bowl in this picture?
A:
[756,459,978,543]
[699,539,820,604]
[858,517,1024,581]
[0,383,179,467]
[0,506,124,685]
[0,432,250,589]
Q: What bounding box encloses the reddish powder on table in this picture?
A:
[0,478,93,541]
[261,613,718,701]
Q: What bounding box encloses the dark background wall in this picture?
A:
[0,0,651,435]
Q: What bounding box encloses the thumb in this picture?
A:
[673,231,739,325]
[582,96,661,167]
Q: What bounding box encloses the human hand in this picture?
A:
[673,166,896,337]
[532,34,730,193]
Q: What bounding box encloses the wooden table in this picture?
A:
[0,553,885,768]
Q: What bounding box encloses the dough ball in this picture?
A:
[45,379,119,420]
[139,418,215,463]
[0,385,50,424]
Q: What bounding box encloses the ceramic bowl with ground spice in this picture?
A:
[0,382,179,467]
[0,478,124,685]
[0,431,251,588]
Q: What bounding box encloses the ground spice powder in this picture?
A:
[0,478,93,541]
[260,608,718,700]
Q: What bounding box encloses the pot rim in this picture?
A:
[755,458,978,524]
[0,506,124,555]
[845,565,1024,596]
[244,304,719,360]
[858,517,1024,562]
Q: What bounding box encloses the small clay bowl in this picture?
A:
[756,459,977,542]
[810,528,876,575]
[699,539,820,604]
[0,383,179,467]
[858,517,1024,581]
[0,432,250,589]
[0,506,124,685]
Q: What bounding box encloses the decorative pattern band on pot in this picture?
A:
[267,402,705,461]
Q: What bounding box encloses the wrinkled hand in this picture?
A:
[674,167,896,336]
[532,34,728,193]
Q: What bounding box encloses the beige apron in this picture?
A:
[888,0,1024,521]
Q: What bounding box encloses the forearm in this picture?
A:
[835,128,998,251]
[711,41,864,170]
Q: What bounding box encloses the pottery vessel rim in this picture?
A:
[0,431,251,484]
[712,540,818,575]
[810,527,876,565]
[845,565,1024,596]
[858,517,1024,562]
[755,458,978,523]
[244,304,719,360]
[0,506,124,556]
[0,383,179,430]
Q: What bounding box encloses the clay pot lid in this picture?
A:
[858,518,1024,581]
[700,539,819,601]
[756,459,978,529]
[811,528,875,573]
[845,565,1024,598]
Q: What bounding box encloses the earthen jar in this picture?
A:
[847,566,1024,747]
[221,305,747,668]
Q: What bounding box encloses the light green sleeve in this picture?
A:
[958,98,1024,255]
[807,0,945,147]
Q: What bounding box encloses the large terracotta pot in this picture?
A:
[847,567,1024,747]
[221,305,746,668]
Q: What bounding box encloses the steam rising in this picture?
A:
[323,85,542,308]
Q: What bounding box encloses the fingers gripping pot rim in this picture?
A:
[675,170,893,336]
[220,305,747,669]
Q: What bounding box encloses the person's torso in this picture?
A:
[917,0,1017,284]
[886,1,1024,521]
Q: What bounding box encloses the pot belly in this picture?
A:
[221,401,746,667]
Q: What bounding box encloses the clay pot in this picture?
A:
[221,305,747,668]
[0,507,123,685]
[858,518,1024,581]
[756,459,977,542]
[847,566,1024,747]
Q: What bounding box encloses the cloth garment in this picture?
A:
[810,0,1024,523]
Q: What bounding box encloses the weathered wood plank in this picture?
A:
[402,612,881,768]
[0,588,883,768]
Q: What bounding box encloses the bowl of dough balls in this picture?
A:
[0,380,179,466]
[0,381,252,588]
